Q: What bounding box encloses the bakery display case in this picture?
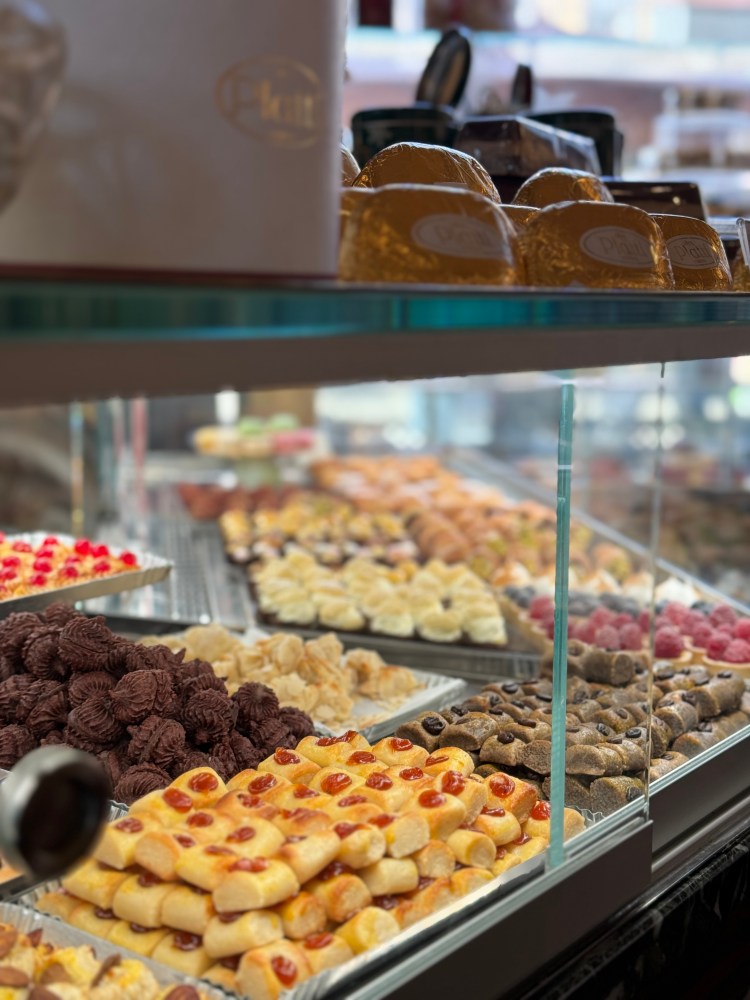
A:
[0,3,749,996]
[2,278,750,999]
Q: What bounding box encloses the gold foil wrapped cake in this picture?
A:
[732,254,750,291]
[653,215,730,291]
[342,144,360,187]
[339,184,523,285]
[354,141,501,205]
[513,168,614,209]
[520,201,674,289]
[500,205,539,230]
[340,187,372,241]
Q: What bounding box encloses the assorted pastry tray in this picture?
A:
[16,854,543,1000]
[0,533,172,615]
[0,900,229,998]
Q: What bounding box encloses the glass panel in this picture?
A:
[2,282,750,341]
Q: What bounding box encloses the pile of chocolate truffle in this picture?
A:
[0,605,315,803]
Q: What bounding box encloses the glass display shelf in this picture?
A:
[3,278,750,405]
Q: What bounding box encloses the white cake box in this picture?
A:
[0,0,346,279]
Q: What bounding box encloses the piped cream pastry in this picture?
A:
[418,609,462,644]
[370,603,415,638]
[464,615,508,646]
[318,599,366,632]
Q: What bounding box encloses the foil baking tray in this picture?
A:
[0,532,173,615]
[18,855,544,1000]
[0,900,230,998]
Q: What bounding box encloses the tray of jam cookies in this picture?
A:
[0,532,172,615]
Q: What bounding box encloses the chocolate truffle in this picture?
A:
[182,690,236,746]
[67,694,124,748]
[229,732,264,771]
[176,751,212,775]
[279,706,315,740]
[0,675,39,723]
[128,716,186,770]
[98,744,130,786]
[58,616,117,672]
[22,626,67,680]
[40,730,65,747]
[0,612,42,666]
[254,718,294,751]
[179,673,228,701]
[232,682,280,729]
[68,672,116,709]
[26,683,69,736]
[115,764,171,804]
[111,670,177,725]
[43,603,79,627]
[0,655,16,682]
[0,724,36,767]
[208,740,238,781]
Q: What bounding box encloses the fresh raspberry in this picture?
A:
[715,626,735,639]
[545,621,555,639]
[663,602,689,625]
[733,619,750,641]
[638,610,651,632]
[709,605,738,629]
[567,621,576,638]
[594,625,621,651]
[681,611,706,637]
[706,632,730,660]
[654,627,685,659]
[722,639,750,664]
[619,623,643,650]
[691,623,713,649]
[654,614,673,632]
[613,613,636,629]
[529,595,554,620]
[590,607,616,628]
[573,620,596,643]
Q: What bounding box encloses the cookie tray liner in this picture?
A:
[0,899,230,998]
[0,532,173,615]
[15,854,543,1000]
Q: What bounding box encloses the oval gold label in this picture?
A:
[580,226,654,268]
[412,214,507,259]
[216,56,321,149]
[667,235,720,270]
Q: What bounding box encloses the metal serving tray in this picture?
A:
[18,855,544,1000]
[0,532,172,616]
[0,900,230,998]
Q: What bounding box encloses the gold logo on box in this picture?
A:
[412,214,508,259]
[580,226,653,268]
[667,235,719,269]
[216,56,321,149]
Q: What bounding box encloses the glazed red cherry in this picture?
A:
[64,555,82,566]
[42,536,59,546]
[120,551,138,567]
[74,539,93,556]
[530,801,551,821]
[61,566,79,579]
[33,560,52,574]
[1,556,20,568]
[93,560,112,575]
[0,568,17,582]
[29,573,49,588]
[11,541,31,554]
[92,544,110,558]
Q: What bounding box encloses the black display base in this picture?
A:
[513,831,750,1000]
